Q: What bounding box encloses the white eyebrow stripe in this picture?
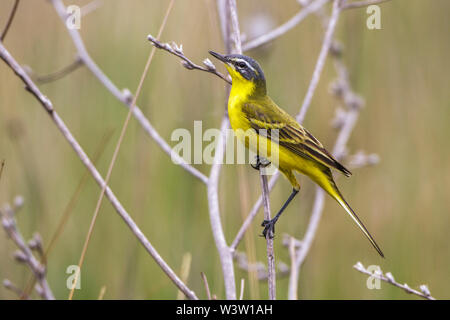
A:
[234,58,257,73]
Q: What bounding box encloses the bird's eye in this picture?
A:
[236,61,246,69]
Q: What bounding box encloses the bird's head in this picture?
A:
[209,51,266,97]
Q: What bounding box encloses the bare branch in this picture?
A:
[80,0,103,16]
[33,57,84,84]
[1,197,55,300]
[342,0,391,10]
[259,171,276,299]
[0,0,20,41]
[287,236,298,299]
[147,35,231,84]
[50,0,208,185]
[239,278,245,300]
[215,0,229,43]
[0,42,198,300]
[353,262,435,300]
[230,172,279,252]
[3,279,25,298]
[242,0,329,52]
[207,116,236,299]
[226,0,242,54]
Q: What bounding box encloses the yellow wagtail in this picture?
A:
[209,51,383,257]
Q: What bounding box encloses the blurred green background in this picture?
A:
[1,0,449,299]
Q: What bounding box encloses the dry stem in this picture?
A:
[353,262,435,300]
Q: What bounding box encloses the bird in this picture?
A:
[209,51,384,258]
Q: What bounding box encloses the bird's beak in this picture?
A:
[209,51,228,64]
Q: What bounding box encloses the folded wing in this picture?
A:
[242,101,351,177]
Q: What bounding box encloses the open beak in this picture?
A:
[209,51,228,64]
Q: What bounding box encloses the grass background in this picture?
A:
[0,0,449,299]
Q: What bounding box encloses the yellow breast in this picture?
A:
[228,96,250,132]
[228,91,280,168]
[227,77,255,132]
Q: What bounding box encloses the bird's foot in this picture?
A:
[251,156,271,171]
[261,218,277,239]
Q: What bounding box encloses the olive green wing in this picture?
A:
[242,101,351,176]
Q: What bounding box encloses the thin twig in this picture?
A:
[242,0,329,52]
[80,0,103,16]
[259,171,276,299]
[68,0,175,299]
[230,172,279,252]
[147,35,231,84]
[227,0,242,54]
[201,272,212,300]
[239,278,245,300]
[0,0,20,41]
[1,198,55,300]
[287,237,298,299]
[50,0,208,185]
[353,262,435,300]
[3,279,24,298]
[342,0,391,10]
[0,41,198,300]
[34,57,84,84]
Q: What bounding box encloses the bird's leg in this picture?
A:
[251,155,271,170]
[261,188,299,238]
